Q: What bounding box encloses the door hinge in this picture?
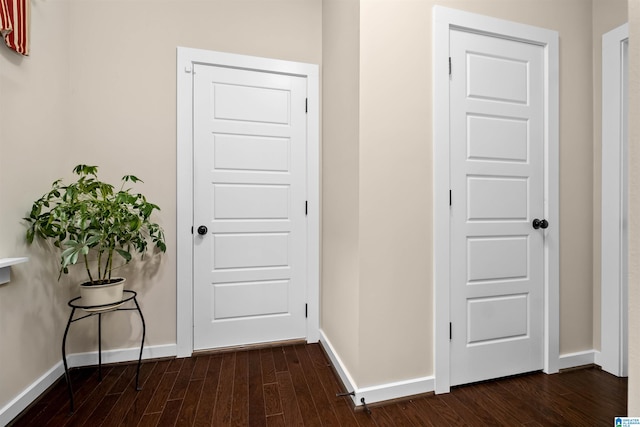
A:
[305,304,308,318]
[449,57,452,76]
[449,190,452,206]
[305,98,308,113]
[449,322,452,340]
[305,201,308,216]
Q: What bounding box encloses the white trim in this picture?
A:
[176,48,320,357]
[319,330,358,402]
[601,23,629,378]
[0,257,28,268]
[0,362,63,426]
[319,331,434,406]
[433,6,560,394]
[594,349,603,366]
[558,350,597,370]
[176,47,194,358]
[356,377,435,406]
[65,343,177,368]
[305,60,321,344]
[0,257,27,285]
[0,343,176,425]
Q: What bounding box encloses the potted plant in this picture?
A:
[25,164,166,308]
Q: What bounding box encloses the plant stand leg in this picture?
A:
[98,313,102,382]
[134,296,145,391]
[62,308,76,414]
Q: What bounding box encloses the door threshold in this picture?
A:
[193,338,307,355]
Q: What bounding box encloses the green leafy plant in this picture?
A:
[25,164,166,284]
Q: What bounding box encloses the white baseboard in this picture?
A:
[0,361,64,427]
[558,350,597,370]
[356,376,435,406]
[318,330,435,406]
[0,344,177,426]
[593,350,602,367]
[66,343,177,368]
[318,330,358,401]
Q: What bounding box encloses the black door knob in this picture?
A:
[532,218,549,230]
[197,225,208,235]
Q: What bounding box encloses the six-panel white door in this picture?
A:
[449,29,545,386]
[192,64,308,350]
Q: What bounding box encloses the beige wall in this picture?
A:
[358,0,433,386]
[328,0,601,388]
[0,0,74,409]
[0,0,322,412]
[0,0,632,414]
[323,0,626,389]
[628,0,640,414]
[321,0,361,380]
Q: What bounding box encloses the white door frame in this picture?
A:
[601,23,629,377]
[175,47,320,357]
[433,6,559,394]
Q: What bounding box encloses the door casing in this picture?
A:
[432,6,559,393]
[601,23,629,378]
[176,47,320,357]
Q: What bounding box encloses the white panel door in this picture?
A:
[193,64,307,350]
[450,29,545,386]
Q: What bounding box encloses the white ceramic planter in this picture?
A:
[79,277,125,309]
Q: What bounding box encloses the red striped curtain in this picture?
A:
[0,0,29,55]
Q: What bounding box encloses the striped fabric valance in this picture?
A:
[0,0,29,56]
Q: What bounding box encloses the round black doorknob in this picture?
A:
[532,218,549,230]
[197,225,208,235]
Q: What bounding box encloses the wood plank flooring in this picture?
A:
[10,343,627,426]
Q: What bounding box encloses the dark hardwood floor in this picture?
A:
[10,343,627,426]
